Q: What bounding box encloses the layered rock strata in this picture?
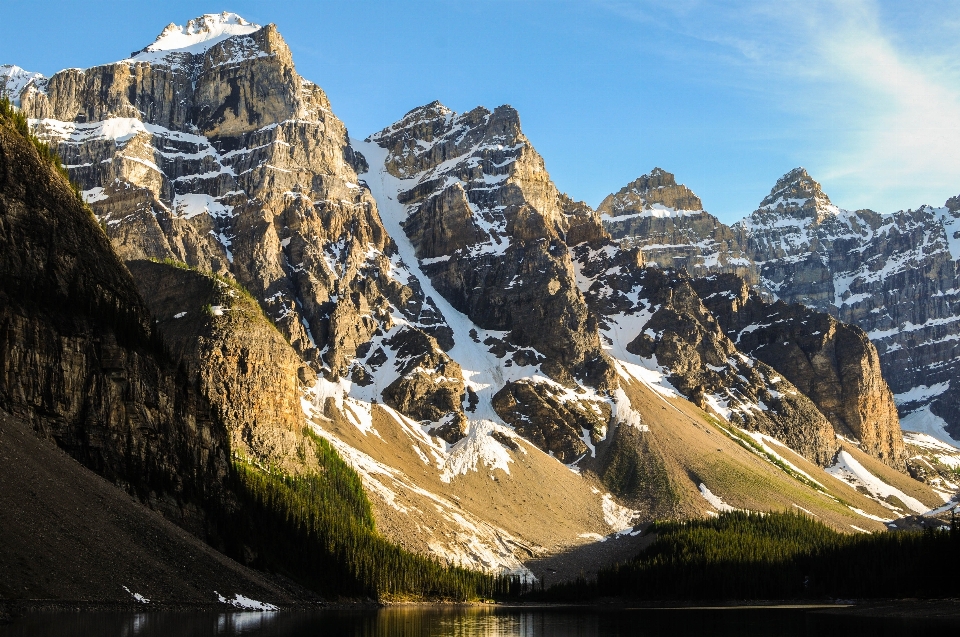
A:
[367,102,616,391]
[5,13,448,390]
[599,168,755,285]
[573,243,838,465]
[601,166,960,444]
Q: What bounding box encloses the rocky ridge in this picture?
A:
[0,111,229,536]
[600,168,755,285]
[602,167,960,446]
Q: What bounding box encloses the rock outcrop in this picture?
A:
[692,274,906,469]
[599,168,756,285]
[600,166,960,446]
[491,380,610,462]
[739,170,960,442]
[6,13,447,392]
[573,242,838,466]
[367,102,616,392]
[126,259,318,474]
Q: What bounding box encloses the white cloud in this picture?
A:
[807,1,960,210]
[595,0,960,212]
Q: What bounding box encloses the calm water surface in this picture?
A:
[0,605,933,637]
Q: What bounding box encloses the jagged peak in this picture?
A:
[134,12,261,57]
[402,100,453,120]
[757,167,838,220]
[599,168,703,218]
[0,64,47,106]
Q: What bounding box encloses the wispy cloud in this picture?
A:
[595,0,960,211]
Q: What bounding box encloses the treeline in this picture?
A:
[214,430,513,601]
[539,511,960,601]
[0,96,79,199]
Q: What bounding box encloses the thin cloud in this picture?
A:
[593,0,960,211]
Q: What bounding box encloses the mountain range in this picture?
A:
[1,12,958,604]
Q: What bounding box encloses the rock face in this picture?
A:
[573,244,838,466]
[599,168,756,285]
[692,274,906,469]
[367,102,615,391]
[601,166,960,446]
[0,114,229,533]
[9,12,952,579]
[492,380,610,462]
[738,169,960,443]
[6,12,446,391]
[126,260,317,474]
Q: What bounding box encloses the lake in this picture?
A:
[0,604,952,636]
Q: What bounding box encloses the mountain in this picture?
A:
[602,167,960,451]
[2,12,955,592]
[0,103,312,607]
[599,168,756,285]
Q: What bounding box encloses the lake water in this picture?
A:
[0,605,946,636]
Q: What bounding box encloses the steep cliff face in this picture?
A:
[692,274,906,469]
[599,168,756,285]
[737,170,960,443]
[6,13,444,388]
[601,167,960,447]
[0,114,229,532]
[572,244,838,466]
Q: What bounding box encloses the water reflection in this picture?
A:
[0,605,936,637]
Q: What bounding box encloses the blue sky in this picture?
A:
[2,1,958,223]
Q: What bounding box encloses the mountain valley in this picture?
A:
[1,11,958,606]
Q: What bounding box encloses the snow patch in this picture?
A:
[138,13,260,56]
[901,405,960,449]
[122,586,149,604]
[826,450,928,514]
[216,592,278,611]
[601,493,638,531]
[698,483,737,512]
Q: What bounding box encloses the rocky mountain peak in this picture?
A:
[0,64,46,107]
[946,194,960,213]
[598,167,703,218]
[137,12,261,55]
[757,167,838,221]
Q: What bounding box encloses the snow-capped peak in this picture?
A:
[138,12,260,55]
[0,64,47,106]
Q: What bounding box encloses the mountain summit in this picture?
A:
[135,12,261,57]
[756,167,840,222]
[598,167,704,218]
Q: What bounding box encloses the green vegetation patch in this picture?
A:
[218,430,510,601]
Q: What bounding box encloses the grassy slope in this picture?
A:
[616,375,944,532]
